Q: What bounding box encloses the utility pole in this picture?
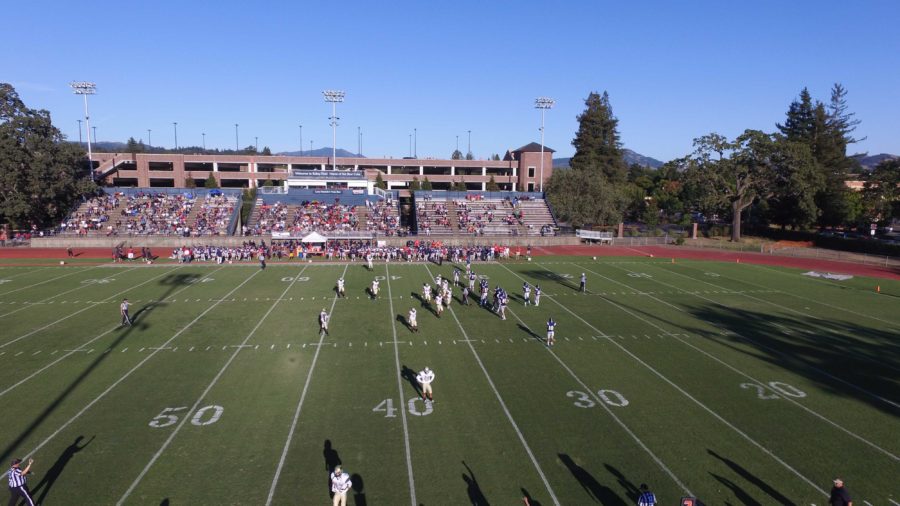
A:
[534,97,555,192]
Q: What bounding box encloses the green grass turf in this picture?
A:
[0,257,897,505]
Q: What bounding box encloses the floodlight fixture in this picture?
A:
[70,81,97,177]
[534,97,555,192]
[323,90,345,171]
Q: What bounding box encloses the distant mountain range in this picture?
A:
[277,148,362,158]
[553,149,664,169]
[853,153,898,170]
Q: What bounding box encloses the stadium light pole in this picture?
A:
[467,129,471,157]
[173,122,178,150]
[147,129,152,151]
[414,128,417,158]
[409,134,412,157]
[202,132,206,151]
[255,136,259,152]
[323,90,345,171]
[234,124,239,151]
[357,126,361,156]
[299,124,303,156]
[310,140,313,154]
[92,126,97,145]
[77,119,83,146]
[456,135,459,154]
[534,97,555,192]
[70,81,96,174]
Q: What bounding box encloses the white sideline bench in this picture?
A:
[577,229,614,244]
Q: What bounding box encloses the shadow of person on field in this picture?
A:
[710,472,761,506]
[521,487,542,506]
[31,435,94,505]
[517,323,542,343]
[401,365,421,397]
[558,453,625,505]
[707,449,793,505]
[462,460,489,506]
[396,314,410,330]
[323,439,341,473]
[159,499,169,506]
[412,293,437,316]
[351,473,367,506]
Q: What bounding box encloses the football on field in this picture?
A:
[59,260,65,265]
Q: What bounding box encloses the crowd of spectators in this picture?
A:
[416,198,451,235]
[59,193,123,235]
[115,192,196,236]
[317,240,512,262]
[455,199,521,236]
[365,198,405,236]
[192,195,238,236]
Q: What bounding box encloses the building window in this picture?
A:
[527,182,535,192]
[528,166,536,178]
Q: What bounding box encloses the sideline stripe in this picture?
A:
[119,264,310,504]
[1,268,263,480]
[385,264,417,506]
[503,302,693,496]
[423,264,561,506]
[0,266,209,399]
[0,265,102,297]
[0,267,179,349]
[587,262,900,458]
[266,264,349,506]
[499,262,829,498]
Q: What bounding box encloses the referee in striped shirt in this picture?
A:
[8,458,35,506]
[637,483,657,506]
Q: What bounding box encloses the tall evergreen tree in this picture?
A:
[451,149,462,160]
[569,91,627,183]
[777,88,816,144]
[0,83,96,229]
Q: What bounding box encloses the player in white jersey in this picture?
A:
[416,366,435,401]
[366,254,374,271]
[336,277,345,298]
[319,309,329,335]
[498,293,508,320]
[546,317,556,346]
[442,279,449,292]
[534,285,541,307]
[422,283,432,303]
[435,294,444,317]
[434,274,442,286]
[443,287,452,307]
[523,283,532,306]
[453,269,460,286]
[408,307,418,332]
[371,279,380,299]
[468,272,476,291]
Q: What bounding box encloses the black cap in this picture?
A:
[11,458,21,466]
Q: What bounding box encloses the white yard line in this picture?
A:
[628,262,900,409]
[0,266,140,319]
[0,266,207,399]
[0,267,181,349]
[0,268,40,280]
[740,263,899,327]
[499,262,830,498]
[576,262,900,461]
[119,264,310,505]
[0,265,102,297]
[265,264,348,506]
[1,268,262,480]
[503,304,693,496]
[423,264,561,506]
[385,264,418,506]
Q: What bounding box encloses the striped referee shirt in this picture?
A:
[637,491,657,506]
[8,467,26,487]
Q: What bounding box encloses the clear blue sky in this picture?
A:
[5,0,899,161]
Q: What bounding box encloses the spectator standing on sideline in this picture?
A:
[637,483,657,506]
[258,251,266,270]
[8,458,35,506]
[416,366,435,401]
[120,298,132,326]
[580,272,586,292]
[329,465,352,506]
[829,478,852,506]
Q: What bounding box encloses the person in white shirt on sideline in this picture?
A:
[416,366,435,401]
[408,307,418,332]
[366,254,373,271]
[330,465,352,506]
[336,277,345,298]
[319,309,329,335]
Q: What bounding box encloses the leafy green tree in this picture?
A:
[451,149,462,160]
[766,140,824,230]
[641,200,660,226]
[409,176,421,191]
[465,152,473,160]
[683,130,776,241]
[569,91,627,183]
[491,154,501,161]
[375,172,387,190]
[184,175,197,189]
[863,158,900,224]
[777,88,816,144]
[0,83,96,229]
[244,145,257,155]
[421,177,433,190]
[486,175,500,192]
[204,174,219,188]
[261,146,272,156]
[126,137,143,154]
[240,187,257,226]
[453,178,467,191]
[545,169,627,227]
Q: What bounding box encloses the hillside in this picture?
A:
[853,153,898,170]
[553,148,663,169]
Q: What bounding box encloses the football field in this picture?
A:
[0,256,897,505]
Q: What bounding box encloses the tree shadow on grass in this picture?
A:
[0,272,201,465]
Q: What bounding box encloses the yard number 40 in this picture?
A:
[373,397,433,418]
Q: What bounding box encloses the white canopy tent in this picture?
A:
[301,231,328,243]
